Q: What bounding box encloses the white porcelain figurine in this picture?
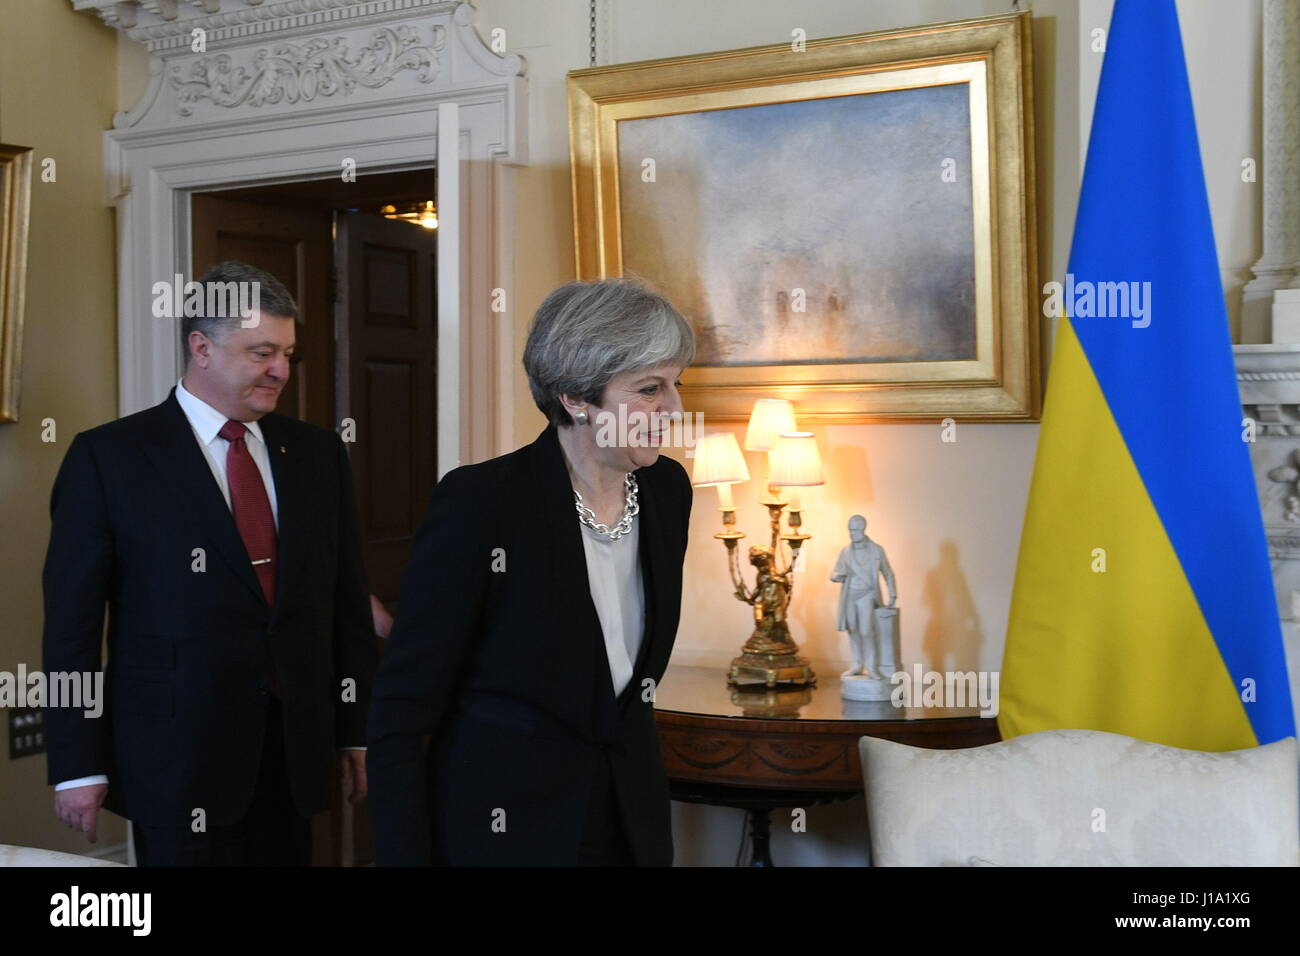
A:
[831,514,900,702]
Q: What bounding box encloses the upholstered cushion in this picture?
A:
[0,844,126,867]
[859,729,1300,866]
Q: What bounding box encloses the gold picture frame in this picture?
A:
[0,144,32,424]
[568,12,1039,423]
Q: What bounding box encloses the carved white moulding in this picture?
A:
[168,24,446,115]
[1238,344,1300,435]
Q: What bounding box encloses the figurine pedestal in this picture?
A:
[876,606,901,675]
[840,675,894,701]
[729,652,816,688]
[839,607,903,702]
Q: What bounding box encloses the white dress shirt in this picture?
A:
[57,379,358,793]
[578,512,645,698]
[174,377,279,528]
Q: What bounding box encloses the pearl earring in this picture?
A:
[574,410,589,425]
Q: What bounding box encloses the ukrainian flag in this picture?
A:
[999,0,1295,750]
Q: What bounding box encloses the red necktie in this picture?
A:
[218,420,277,605]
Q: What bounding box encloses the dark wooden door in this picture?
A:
[190,194,335,429]
[336,211,439,606]
[192,193,354,866]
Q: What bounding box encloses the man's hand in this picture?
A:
[54,784,108,843]
[369,594,394,640]
[340,750,368,805]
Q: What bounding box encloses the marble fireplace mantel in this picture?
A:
[1238,344,1300,726]
[1239,345,1300,578]
[1239,345,1300,548]
[1235,2,1300,727]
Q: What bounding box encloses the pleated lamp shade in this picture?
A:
[692,432,750,513]
[692,432,750,486]
[743,398,797,451]
[769,432,825,487]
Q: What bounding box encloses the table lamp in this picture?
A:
[694,403,825,688]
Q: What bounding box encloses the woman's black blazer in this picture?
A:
[367,423,692,865]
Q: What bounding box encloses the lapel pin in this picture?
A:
[280,446,286,453]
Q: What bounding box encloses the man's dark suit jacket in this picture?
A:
[367,423,692,866]
[41,389,378,827]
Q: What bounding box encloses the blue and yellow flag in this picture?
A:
[998,0,1295,750]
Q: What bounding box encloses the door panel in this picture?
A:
[190,194,334,429]
[337,212,438,605]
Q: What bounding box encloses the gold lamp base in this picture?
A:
[728,652,817,689]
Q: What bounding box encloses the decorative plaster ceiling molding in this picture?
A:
[74,0,469,53]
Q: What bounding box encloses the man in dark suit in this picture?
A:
[43,261,377,865]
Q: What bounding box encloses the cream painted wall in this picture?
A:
[0,0,121,852]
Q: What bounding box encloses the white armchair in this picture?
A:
[859,729,1299,866]
[0,845,126,867]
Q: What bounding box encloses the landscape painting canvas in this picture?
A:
[616,84,976,368]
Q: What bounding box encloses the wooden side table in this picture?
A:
[654,663,1000,865]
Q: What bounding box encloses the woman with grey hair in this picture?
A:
[368,277,695,866]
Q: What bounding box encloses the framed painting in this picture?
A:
[0,143,32,424]
[568,12,1040,422]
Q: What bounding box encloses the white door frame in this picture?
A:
[86,0,527,470]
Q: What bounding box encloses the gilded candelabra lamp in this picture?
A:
[692,399,826,687]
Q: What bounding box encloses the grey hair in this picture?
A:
[181,261,298,368]
[523,277,695,427]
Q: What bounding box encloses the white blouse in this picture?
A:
[578,513,646,697]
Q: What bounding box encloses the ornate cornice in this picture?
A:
[71,0,508,58]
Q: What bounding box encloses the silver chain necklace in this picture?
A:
[574,472,639,541]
